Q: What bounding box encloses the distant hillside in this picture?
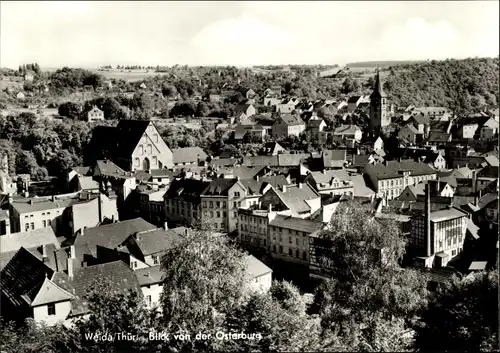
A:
[346,60,424,68]
[383,57,499,115]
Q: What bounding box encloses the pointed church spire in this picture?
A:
[370,69,386,99]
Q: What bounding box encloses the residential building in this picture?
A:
[369,71,390,132]
[259,183,321,219]
[398,180,455,202]
[87,106,104,122]
[332,125,362,142]
[137,187,167,227]
[235,103,256,118]
[164,179,210,226]
[201,178,248,233]
[16,92,25,100]
[0,227,60,254]
[364,160,437,200]
[245,255,272,293]
[135,265,163,309]
[263,95,281,107]
[398,124,423,144]
[271,114,306,138]
[0,210,10,235]
[306,118,327,139]
[347,96,363,112]
[172,147,208,168]
[276,98,300,114]
[427,131,452,146]
[407,113,431,136]
[304,170,354,196]
[87,120,173,172]
[480,118,499,139]
[234,120,266,141]
[321,149,347,169]
[259,142,287,156]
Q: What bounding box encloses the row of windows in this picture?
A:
[204,211,227,218]
[134,156,158,167]
[202,201,227,209]
[269,226,307,238]
[166,207,197,218]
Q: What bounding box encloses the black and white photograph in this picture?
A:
[0,1,498,352]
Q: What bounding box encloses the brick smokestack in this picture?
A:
[425,183,431,257]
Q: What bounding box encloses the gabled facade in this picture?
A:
[87,106,104,122]
[271,115,306,138]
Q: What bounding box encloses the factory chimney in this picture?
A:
[425,183,432,258]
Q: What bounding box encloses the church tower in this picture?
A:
[369,70,389,134]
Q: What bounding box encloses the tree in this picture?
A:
[58,102,82,120]
[161,84,177,98]
[415,270,499,352]
[195,102,210,117]
[160,228,249,351]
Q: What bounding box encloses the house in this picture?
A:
[272,114,306,139]
[172,147,208,167]
[321,149,348,169]
[234,120,266,141]
[373,137,384,151]
[86,106,105,122]
[139,82,147,89]
[245,89,256,101]
[135,265,163,309]
[235,103,256,118]
[398,125,423,144]
[304,170,354,197]
[276,98,300,114]
[407,113,431,135]
[306,118,327,138]
[259,142,287,156]
[164,178,210,226]
[263,95,281,107]
[399,180,455,202]
[136,187,167,227]
[480,118,499,139]
[332,125,362,142]
[364,160,437,200]
[347,96,363,112]
[200,178,248,233]
[209,94,221,103]
[16,92,25,100]
[0,227,61,254]
[245,255,272,293]
[87,120,174,171]
[259,183,321,219]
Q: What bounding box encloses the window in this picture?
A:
[223,212,227,218]
[47,303,56,316]
[154,134,159,143]
[216,211,221,218]
[152,156,157,166]
[146,295,152,305]
[132,261,138,269]
[279,246,283,254]
[220,223,224,229]
[203,201,207,208]
[210,211,214,217]
[139,145,144,155]
[152,255,159,265]
[25,224,30,232]
[289,236,292,243]
[147,145,152,154]
[209,201,213,208]
[233,212,237,218]
[216,201,220,208]
[30,222,35,230]
[223,201,226,208]
[43,220,47,227]
[288,248,292,256]
[135,158,140,167]
[234,192,240,198]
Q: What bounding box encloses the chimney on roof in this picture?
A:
[298,183,303,189]
[256,175,260,182]
[425,183,432,258]
[281,185,287,193]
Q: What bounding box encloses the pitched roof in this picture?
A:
[366,160,436,180]
[30,277,74,306]
[202,178,240,196]
[164,178,210,204]
[333,125,361,135]
[172,147,208,164]
[269,214,322,233]
[0,227,60,254]
[74,218,157,256]
[478,192,498,209]
[1,247,53,308]
[114,120,151,158]
[78,176,99,190]
[271,183,320,214]
[210,158,238,167]
[133,228,183,256]
[243,155,279,167]
[347,96,363,103]
[135,265,164,286]
[245,255,272,278]
[351,174,376,198]
[410,113,430,125]
[428,131,451,142]
[11,196,78,214]
[278,153,309,167]
[483,155,499,167]
[95,159,133,178]
[307,119,326,128]
[308,169,352,184]
[322,149,347,168]
[403,124,420,134]
[429,207,468,222]
[279,114,304,126]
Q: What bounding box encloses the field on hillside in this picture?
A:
[44,68,164,82]
[346,60,423,68]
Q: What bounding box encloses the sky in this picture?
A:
[1,1,499,68]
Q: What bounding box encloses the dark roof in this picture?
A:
[53,261,142,316]
[307,119,325,128]
[370,71,386,99]
[173,147,208,164]
[95,159,133,178]
[477,165,499,179]
[428,131,451,143]
[164,179,210,204]
[347,96,362,103]
[366,160,436,180]
[322,149,347,168]
[114,120,151,158]
[135,265,164,286]
[74,218,157,257]
[210,158,238,167]
[409,113,430,126]
[202,178,239,196]
[1,247,53,308]
[279,114,304,126]
[87,126,117,160]
[269,214,322,233]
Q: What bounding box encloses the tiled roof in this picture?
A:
[351,174,376,198]
[172,147,208,164]
[307,119,325,128]
[278,153,309,167]
[1,247,53,308]
[202,178,239,196]
[133,228,183,256]
[72,166,91,176]
[30,277,74,306]
[279,114,304,126]
[164,179,210,205]
[333,124,361,135]
[0,227,60,254]
[78,176,99,190]
[245,255,272,278]
[74,218,157,257]
[478,192,499,209]
[269,214,322,233]
[428,131,451,142]
[308,170,352,184]
[271,183,320,214]
[483,155,499,167]
[53,261,142,316]
[135,265,164,286]
[243,156,279,167]
[114,120,151,158]
[218,166,265,179]
[347,96,362,104]
[410,113,430,125]
[366,160,436,180]
[210,158,238,167]
[403,124,420,134]
[95,159,133,178]
[11,196,77,214]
